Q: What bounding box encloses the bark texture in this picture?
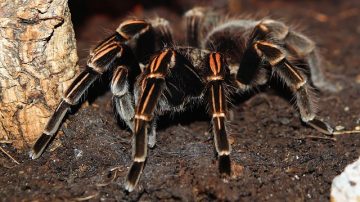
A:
[0,0,78,148]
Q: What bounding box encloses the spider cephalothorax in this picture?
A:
[31,7,336,192]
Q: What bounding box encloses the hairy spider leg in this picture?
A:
[203,18,337,91]
[149,17,174,47]
[249,19,338,92]
[185,7,206,47]
[143,17,174,147]
[125,50,176,192]
[111,22,172,132]
[239,20,334,134]
[111,65,137,132]
[238,39,334,134]
[205,52,232,174]
[31,20,151,159]
[201,18,270,89]
[202,18,259,50]
[284,31,339,92]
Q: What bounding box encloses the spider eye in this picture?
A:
[117,20,150,40]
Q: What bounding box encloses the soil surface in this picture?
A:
[1,0,360,201]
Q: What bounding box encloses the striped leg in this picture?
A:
[185,7,206,47]
[235,19,288,88]
[30,20,151,159]
[245,19,339,92]
[149,18,173,48]
[125,50,176,192]
[114,18,174,145]
[284,31,340,92]
[243,41,333,134]
[206,52,231,175]
[30,49,121,159]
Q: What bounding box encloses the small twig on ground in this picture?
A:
[0,146,20,164]
[332,130,360,135]
[74,192,99,201]
[96,171,118,187]
[109,166,125,172]
[96,166,124,187]
[295,129,360,141]
[294,135,336,141]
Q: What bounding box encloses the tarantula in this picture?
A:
[31,7,335,192]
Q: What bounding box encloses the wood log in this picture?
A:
[0,0,78,149]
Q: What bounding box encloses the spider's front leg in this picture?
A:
[205,52,232,174]
[30,20,150,159]
[125,50,176,192]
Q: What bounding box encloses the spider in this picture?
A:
[30,7,336,192]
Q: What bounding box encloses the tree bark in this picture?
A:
[0,0,78,149]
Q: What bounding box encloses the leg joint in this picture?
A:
[213,112,226,118]
[135,114,152,121]
[253,41,286,66]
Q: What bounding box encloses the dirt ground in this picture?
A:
[1,0,360,201]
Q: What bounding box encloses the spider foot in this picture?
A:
[219,155,231,176]
[307,118,334,135]
[124,161,145,192]
[30,133,53,159]
[148,130,157,148]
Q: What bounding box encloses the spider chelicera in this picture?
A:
[31,7,336,192]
